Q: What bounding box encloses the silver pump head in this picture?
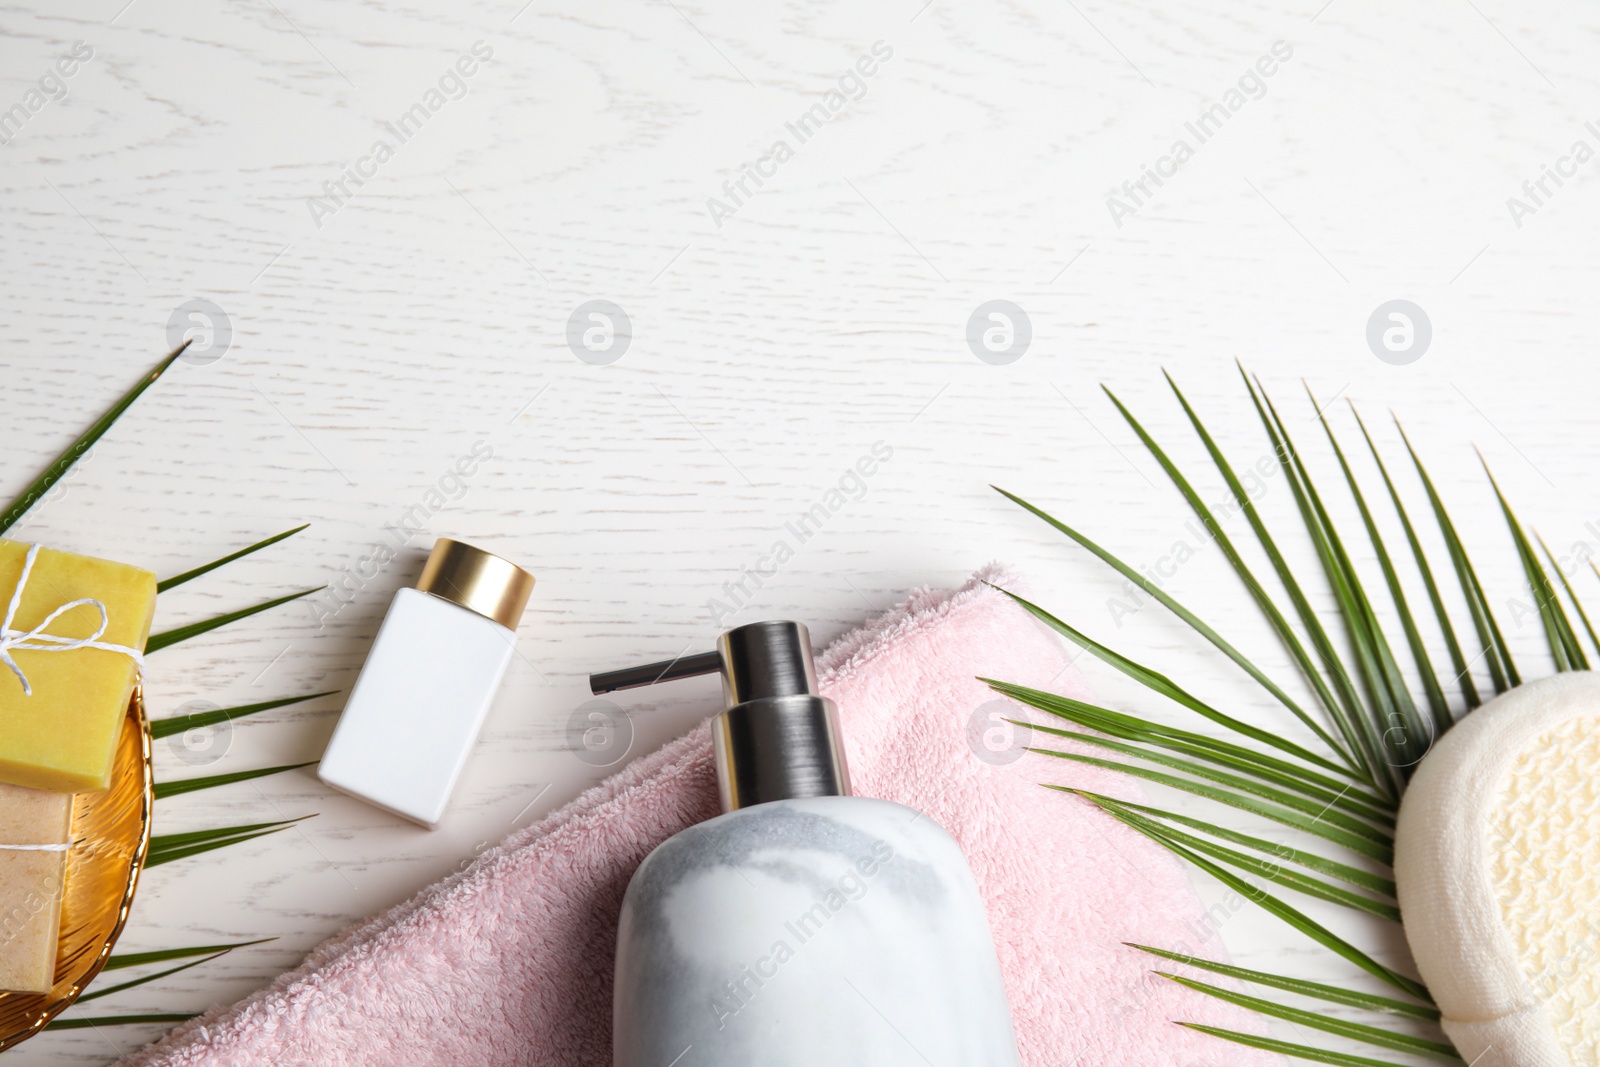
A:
[589,621,851,812]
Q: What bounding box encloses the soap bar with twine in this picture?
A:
[0,540,156,793]
[0,782,71,994]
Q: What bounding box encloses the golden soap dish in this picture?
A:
[0,687,154,1050]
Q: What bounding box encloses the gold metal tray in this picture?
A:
[0,687,154,1049]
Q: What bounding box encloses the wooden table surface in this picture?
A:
[3,0,1598,1061]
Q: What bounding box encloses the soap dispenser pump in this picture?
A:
[592,621,1021,1067]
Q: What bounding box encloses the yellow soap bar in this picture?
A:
[0,540,156,792]
[0,782,71,993]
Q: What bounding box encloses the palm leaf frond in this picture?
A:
[1126,945,1437,1021]
[153,762,317,800]
[990,485,1345,757]
[146,586,323,653]
[1044,768,1393,862]
[146,816,312,867]
[1397,421,1519,691]
[1483,460,1587,671]
[1351,407,1480,709]
[1102,385,1374,784]
[0,344,189,535]
[986,679,1387,808]
[988,592,1356,778]
[148,691,338,740]
[1164,974,1460,1061]
[1080,792,1394,896]
[991,371,1599,1064]
[1079,791,1398,920]
[6,346,321,1037]
[1094,796,1424,997]
[157,525,311,592]
[1311,394,1451,735]
[45,1013,198,1032]
[104,938,276,971]
[75,952,229,1004]
[1538,533,1600,657]
[1233,374,1400,789]
[1178,1023,1433,1067]
[1031,720,1393,832]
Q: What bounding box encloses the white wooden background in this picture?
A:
[3,0,1598,1061]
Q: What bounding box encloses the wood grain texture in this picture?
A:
[2,0,1598,1060]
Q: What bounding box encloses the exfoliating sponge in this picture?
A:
[1395,671,1600,1067]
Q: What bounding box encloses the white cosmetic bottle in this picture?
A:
[319,539,534,829]
[591,621,1021,1067]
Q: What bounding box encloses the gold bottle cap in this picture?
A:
[416,539,534,630]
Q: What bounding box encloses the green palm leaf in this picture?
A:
[1092,797,1425,997]
[146,586,323,653]
[990,590,1357,779]
[153,762,317,800]
[1078,792,1398,919]
[985,681,1388,812]
[1080,792,1394,896]
[149,691,338,740]
[0,344,189,535]
[1126,945,1437,1020]
[104,938,276,971]
[1484,460,1587,670]
[75,952,229,1004]
[6,346,322,1035]
[157,525,311,592]
[991,485,1349,760]
[1102,385,1377,785]
[1164,974,1459,1060]
[45,1013,198,1032]
[1396,421,1519,691]
[1075,793,1401,921]
[1311,394,1451,734]
[1539,533,1600,656]
[1045,766,1393,863]
[146,817,312,867]
[1178,1023,1430,1067]
[986,369,1600,1064]
[987,679,1390,811]
[1236,374,1405,788]
[1351,408,1480,709]
[1032,721,1394,833]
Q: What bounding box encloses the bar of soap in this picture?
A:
[0,782,71,994]
[0,540,156,792]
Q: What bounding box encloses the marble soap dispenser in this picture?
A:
[590,621,1021,1067]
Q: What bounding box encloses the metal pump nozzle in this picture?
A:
[589,621,851,812]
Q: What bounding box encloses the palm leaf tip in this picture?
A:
[153,761,318,800]
[1177,1022,1448,1067]
[0,344,190,535]
[45,1013,198,1032]
[104,937,277,971]
[146,815,314,867]
[149,690,340,740]
[146,585,326,653]
[1482,459,1589,672]
[1398,419,1519,690]
[157,524,312,593]
[1160,973,1458,1060]
[1123,943,1439,1021]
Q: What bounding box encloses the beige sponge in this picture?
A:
[1395,671,1600,1067]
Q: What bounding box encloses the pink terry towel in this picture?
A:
[119,566,1276,1067]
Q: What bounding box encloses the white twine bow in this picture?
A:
[0,544,144,697]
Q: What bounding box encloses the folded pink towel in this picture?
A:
[119,566,1273,1067]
